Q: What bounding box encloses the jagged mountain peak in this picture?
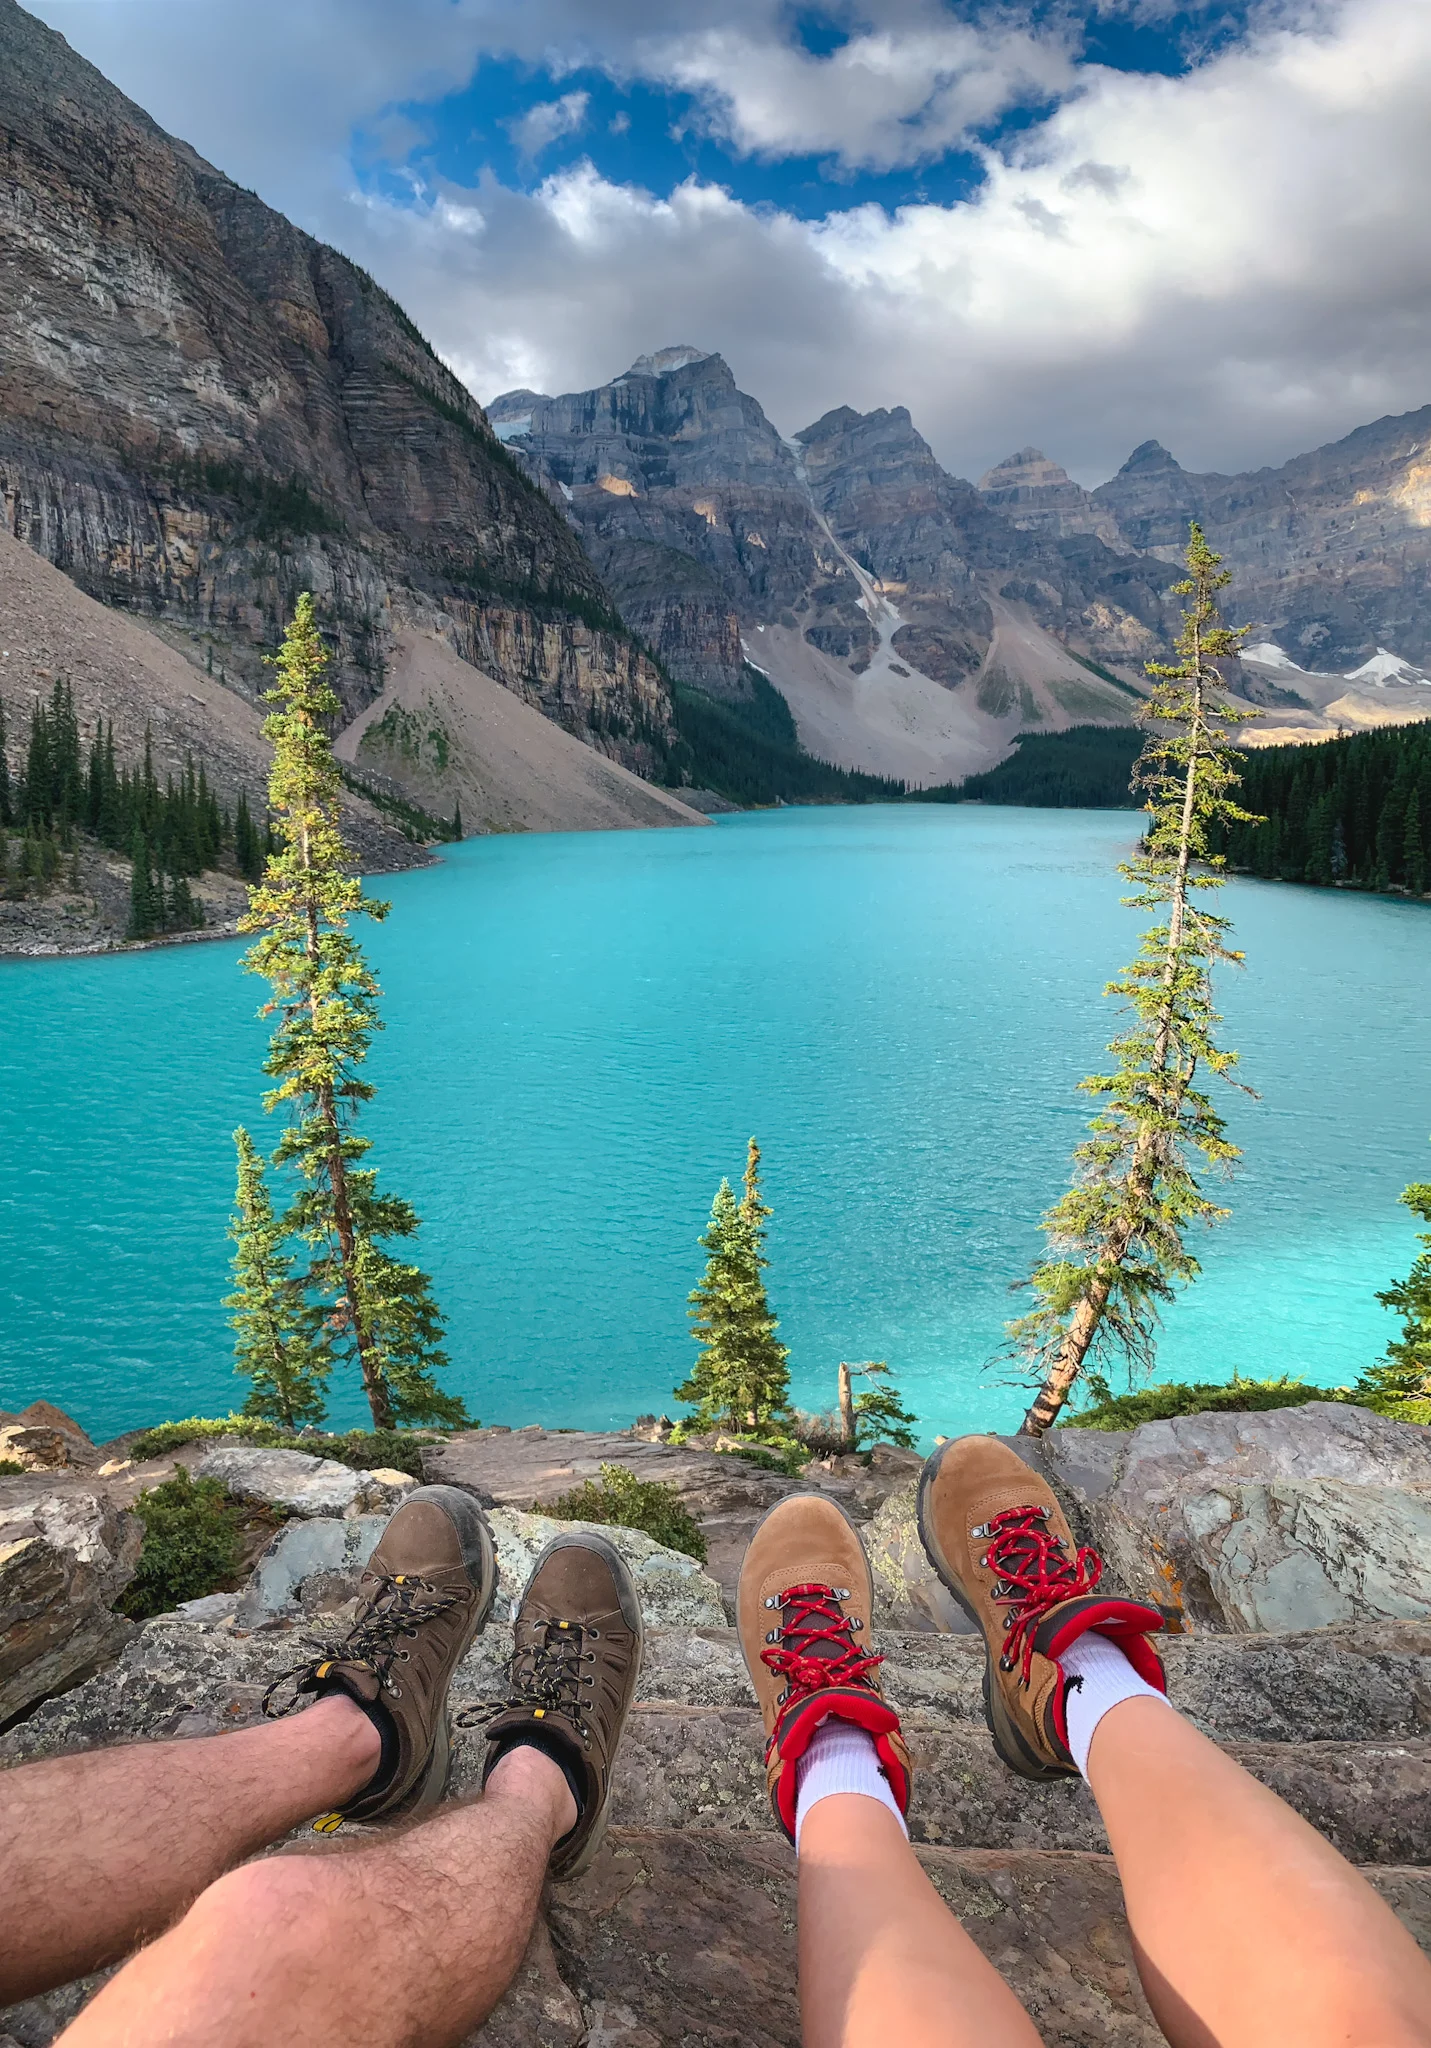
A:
[622,345,714,379]
[1119,439,1183,474]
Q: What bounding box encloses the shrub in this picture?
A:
[0,1459,26,1476]
[541,1462,707,1563]
[126,1415,452,1478]
[118,1466,245,1620]
[1064,1372,1340,1431]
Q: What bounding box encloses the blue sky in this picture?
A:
[356,9,1252,227]
[29,0,1431,484]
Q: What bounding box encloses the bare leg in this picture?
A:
[1088,1697,1431,2048]
[797,1794,1043,2048]
[58,1744,576,2048]
[0,1696,380,2003]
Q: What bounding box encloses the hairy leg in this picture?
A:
[0,1696,380,2004]
[58,1744,575,2048]
[1088,1697,1431,2048]
[797,1794,1042,2048]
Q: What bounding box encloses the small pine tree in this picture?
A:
[225,1127,329,1427]
[451,796,463,842]
[127,829,158,938]
[240,593,464,1431]
[1355,1171,1431,1412]
[676,1139,790,1433]
[844,1361,919,1450]
[1011,526,1262,1433]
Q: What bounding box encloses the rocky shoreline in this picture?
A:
[3,1398,1430,2045]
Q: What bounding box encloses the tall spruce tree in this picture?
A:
[225,1127,329,1426]
[1011,526,1261,1434]
[240,592,465,1429]
[676,1138,790,1432]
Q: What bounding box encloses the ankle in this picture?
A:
[302,1692,385,1799]
[484,1738,579,1845]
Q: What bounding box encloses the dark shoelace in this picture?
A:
[497,1616,598,1745]
[759,1581,883,1721]
[979,1506,1103,1686]
[261,1572,462,1717]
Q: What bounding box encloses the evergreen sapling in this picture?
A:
[225,1126,330,1427]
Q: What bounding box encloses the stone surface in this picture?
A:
[0,1484,139,1726]
[194,1446,412,1520]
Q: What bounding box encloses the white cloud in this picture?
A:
[505,89,590,158]
[22,0,1431,487]
[639,20,1077,171]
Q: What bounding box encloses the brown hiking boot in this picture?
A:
[737,1494,911,1844]
[264,1485,497,1825]
[917,1435,1166,1780]
[481,1533,644,1881]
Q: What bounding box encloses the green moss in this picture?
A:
[1063,1373,1340,1430]
[542,1462,707,1562]
[125,1415,453,1478]
[118,1466,245,1620]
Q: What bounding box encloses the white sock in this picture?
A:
[793,1718,909,1852]
[1060,1630,1169,1778]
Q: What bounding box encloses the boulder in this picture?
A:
[194,1446,416,1520]
[422,1427,800,1605]
[861,1482,972,1633]
[236,1515,391,1629]
[231,1505,726,1632]
[1045,1404,1431,1632]
[0,1484,140,1726]
[487,1509,725,1629]
[0,1404,98,1474]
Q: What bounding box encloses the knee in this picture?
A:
[185,1855,339,1971]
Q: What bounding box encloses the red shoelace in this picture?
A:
[761,1582,884,1715]
[982,1506,1103,1685]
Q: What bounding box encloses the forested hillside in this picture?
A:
[924,725,1143,809]
[1209,725,1431,894]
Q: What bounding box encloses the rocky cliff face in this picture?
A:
[1091,413,1431,670]
[977,447,1128,549]
[494,354,1178,731]
[0,0,673,774]
[489,351,829,701]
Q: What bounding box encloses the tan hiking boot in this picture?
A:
[917,1435,1166,1780]
[737,1493,911,1843]
[265,1484,497,1824]
[481,1533,644,1881]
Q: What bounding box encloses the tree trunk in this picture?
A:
[301,851,391,1433]
[320,1072,392,1431]
[837,1363,856,1453]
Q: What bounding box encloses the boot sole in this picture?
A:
[531,1531,645,1884]
[915,1440,1071,1784]
[375,1486,500,1823]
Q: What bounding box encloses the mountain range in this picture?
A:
[3,0,1430,835]
[488,351,1431,781]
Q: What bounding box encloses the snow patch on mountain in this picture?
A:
[1345,648,1428,686]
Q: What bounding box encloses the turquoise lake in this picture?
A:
[2,805,1429,1444]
